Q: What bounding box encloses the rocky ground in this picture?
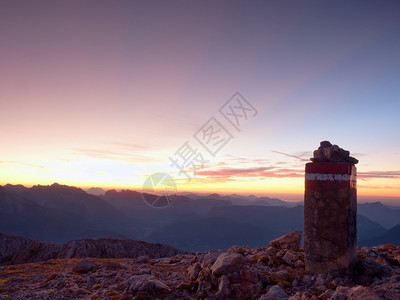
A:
[0,232,186,265]
[0,231,399,300]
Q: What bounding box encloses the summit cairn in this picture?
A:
[304,141,358,277]
[310,141,358,164]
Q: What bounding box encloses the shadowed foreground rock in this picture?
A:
[0,232,399,299]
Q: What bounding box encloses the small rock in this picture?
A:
[260,284,288,300]
[345,285,381,300]
[282,251,297,265]
[288,292,303,300]
[294,259,304,268]
[265,246,278,257]
[211,252,245,276]
[330,292,347,300]
[319,289,334,299]
[136,255,150,263]
[216,275,230,299]
[320,141,332,148]
[155,257,176,264]
[72,259,98,274]
[302,275,313,286]
[200,250,225,267]
[316,285,326,292]
[136,268,151,275]
[315,274,326,286]
[103,261,123,270]
[187,262,201,280]
[129,274,170,295]
[292,279,298,287]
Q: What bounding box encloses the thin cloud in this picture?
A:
[358,171,400,179]
[357,184,400,190]
[106,141,151,150]
[74,148,154,163]
[197,166,303,179]
[271,150,310,162]
[74,140,156,163]
[222,154,273,165]
[0,160,44,168]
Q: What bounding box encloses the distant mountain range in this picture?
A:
[1,183,399,251]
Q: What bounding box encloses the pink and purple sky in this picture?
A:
[1,1,399,203]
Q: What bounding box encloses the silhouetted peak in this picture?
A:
[4,184,26,189]
[85,187,105,196]
[364,202,384,207]
[207,193,221,198]
[36,183,87,195]
[104,189,141,198]
[104,189,118,196]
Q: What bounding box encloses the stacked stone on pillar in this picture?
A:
[304,141,358,277]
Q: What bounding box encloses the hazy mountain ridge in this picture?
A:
[0,184,399,251]
[357,201,400,229]
[0,185,129,242]
[363,224,400,246]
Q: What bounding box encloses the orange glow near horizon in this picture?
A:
[1,157,399,203]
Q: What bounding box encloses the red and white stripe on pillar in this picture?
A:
[305,162,356,188]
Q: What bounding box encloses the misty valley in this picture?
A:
[1,183,399,252]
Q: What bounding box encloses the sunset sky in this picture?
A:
[1,1,399,203]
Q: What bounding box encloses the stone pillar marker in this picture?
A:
[304,141,358,276]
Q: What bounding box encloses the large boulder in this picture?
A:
[72,258,98,273]
[216,275,230,299]
[211,252,245,276]
[268,231,302,251]
[355,259,392,285]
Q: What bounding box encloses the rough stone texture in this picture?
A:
[72,258,98,273]
[311,141,358,164]
[283,251,297,265]
[128,274,170,296]
[304,161,357,276]
[333,286,381,300]
[0,235,399,299]
[211,252,245,276]
[268,231,302,251]
[199,249,225,268]
[216,275,230,299]
[0,232,35,259]
[187,262,201,280]
[355,258,392,285]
